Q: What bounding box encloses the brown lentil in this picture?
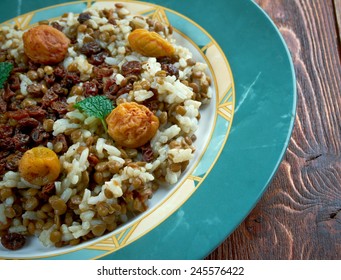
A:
[23,197,39,211]
[38,20,49,25]
[77,24,87,33]
[37,68,45,79]
[132,177,143,188]
[0,188,13,200]
[71,129,82,142]
[95,161,108,172]
[41,83,48,94]
[192,71,203,79]
[27,222,36,235]
[54,215,61,228]
[106,223,117,232]
[27,70,39,80]
[21,98,37,108]
[44,66,54,75]
[50,230,62,243]
[170,163,182,172]
[67,63,79,72]
[158,112,167,125]
[43,119,54,132]
[25,189,39,198]
[35,219,45,230]
[91,224,106,237]
[36,210,48,219]
[12,204,23,217]
[49,196,67,214]
[70,85,83,96]
[97,202,109,217]
[69,239,80,246]
[107,161,120,174]
[109,35,117,43]
[93,171,104,184]
[43,220,55,230]
[175,105,186,116]
[186,58,196,66]
[201,80,209,93]
[64,212,74,226]
[53,142,64,153]
[4,207,16,219]
[189,82,199,93]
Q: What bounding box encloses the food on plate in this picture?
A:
[23,25,70,64]
[18,147,61,186]
[128,29,175,57]
[106,102,159,148]
[0,3,212,250]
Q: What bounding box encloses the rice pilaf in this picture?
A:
[0,3,212,250]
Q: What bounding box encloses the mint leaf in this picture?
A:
[74,95,114,132]
[0,62,13,89]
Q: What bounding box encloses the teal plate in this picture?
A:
[0,0,296,259]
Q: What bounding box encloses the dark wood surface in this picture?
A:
[206,0,341,260]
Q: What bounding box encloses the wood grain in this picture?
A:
[206,0,341,260]
[334,0,341,42]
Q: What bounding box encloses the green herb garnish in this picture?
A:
[0,62,13,89]
[74,95,114,133]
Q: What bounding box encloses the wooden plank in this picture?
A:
[206,0,341,260]
[334,0,341,42]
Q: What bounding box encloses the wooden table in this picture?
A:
[206,0,341,260]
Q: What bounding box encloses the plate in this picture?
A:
[0,0,296,260]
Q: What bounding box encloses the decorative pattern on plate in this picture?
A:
[0,0,234,259]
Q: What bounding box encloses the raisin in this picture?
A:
[103,79,119,98]
[53,66,66,78]
[80,41,102,56]
[116,83,133,97]
[3,84,15,101]
[83,81,99,96]
[28,60,39,71]
[61,72,81,88]
[26,84,43,97]
[141,143,154,162]
[7,109,29,120]
[93,66,113,79]
[1,232,26,250]
[143,100,159,113]
[17,117,39,130]
[51,100,68,116]
[78,12,91,24]
[0,150,11,160]
[88,153,100,166]
[0,162,6,175]
[50,83,66,96]
[161,63,179,78]
[39,183,56,201]
[0,124,13,139]
[30,126,49,144]
[52,134,68,154]
[5,152,23,171]
[26,106,47,120]
[42,90,59,107]
[8,75,20,91]
[51,22,63,32]
[89,52,109,66]
[44,74,55,85]
[13,133,30,150]
[157,56,172,64]
[0,95,7,114]
[121,61,142,76]
[8,99,21,111]
[0,138,14,150]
